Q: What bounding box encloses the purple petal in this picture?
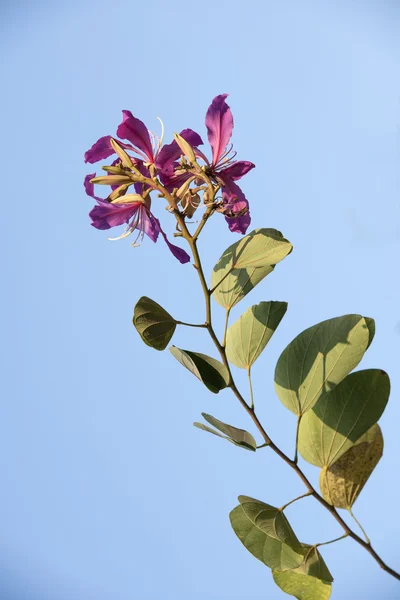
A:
[132,160,150,195]
[84,173,103,201]
[219,160,255,181]
[222,180,251,234]
[84,136,114,164]
[159,168,192,191]
[117,110,154,162]
[140,209,159,243]
[153,217,190,264]
[89,201,139,230]
[180,128,203,147]
[84,135,135,164]
[205,94,233,166]
[155,128,204,171]
[226,211,251,234]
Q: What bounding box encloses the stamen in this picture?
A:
[108,227,133,241]
[148,130,159,157]
[215,144,237,170]
[131,208,146,246]
[218,143,234,162]
[157,117,165,151]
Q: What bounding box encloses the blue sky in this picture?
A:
[1,1,400,598]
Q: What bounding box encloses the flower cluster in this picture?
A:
[84,94,255,262]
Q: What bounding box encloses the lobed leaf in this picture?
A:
[298,369,389,467]
[194,413,257,451]
[229,497,305,571]
[226,301,287,369]
[274,314,374,416]
[272,570,332,600]
[133,296,177,351]
[211,229,292,309]
[169,347,229,394]
[272,543,333,599]
[320,423,383,508]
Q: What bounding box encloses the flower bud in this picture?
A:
[173,133,197,165]
[111,193,145,205]
[108,184,131,201]
[183,192,201,218]
[110,138,133,168]
[176,176,196,199]
[90,175,132,185]
[102,165,125,174]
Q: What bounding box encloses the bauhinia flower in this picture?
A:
[160,94,255,234]
[83,110,204,263]
[84,172,190,264]
[84,110,202,173]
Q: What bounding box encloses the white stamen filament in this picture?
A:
[107,205,147,246]
[157,117,165,152]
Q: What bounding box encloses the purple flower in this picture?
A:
[84,111,158,165]
[204,94,255,233]
[84,174,190,264]
[160,94,255,234]
[84,111,201,263]
[205,95,254,179]
[221,180,251,234]
[84,110,202,172]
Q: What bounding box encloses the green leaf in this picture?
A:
[296,546,333,582]
[229,497,305,570]
[272,570,332,600]
[272,544,333,599]
[238,496,302,549]
[194,413,257,450]
[169,346,229,394]
[211,229,293,309]
[298,369,390,467]
[133,296,177,351]
[364,317,376,349]
[226,301,288,369]
[274,314,372,415]
[320,423,383,508]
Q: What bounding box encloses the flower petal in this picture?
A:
[84,135,135,164]
[205,94,233,166]
[84,136,114,164]
[84,173,103,201]
[159,168,193,191]
[117,110,154,162]
[140,209,159,243]
[222,180,251,234]
[89,201,138,230]
[153,217,190,263]
[219,160,255,181]
[226,211,251,234]
[155,128,203,171]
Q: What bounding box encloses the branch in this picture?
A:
[179,224,400,583]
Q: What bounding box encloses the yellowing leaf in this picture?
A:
[298,369,389,467]
[320,423,383,508]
